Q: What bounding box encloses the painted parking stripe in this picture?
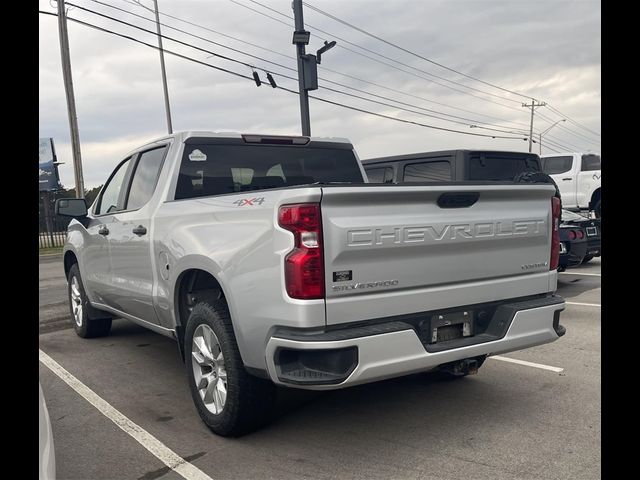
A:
[566,301,601,307]
[559,272,601,277]
[39,350,214,480]
[490,355,564,373]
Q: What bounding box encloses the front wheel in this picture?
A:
[185,300,276,436]
[594,200,601,218]
[67,264,112,338]
[582,255,594,264]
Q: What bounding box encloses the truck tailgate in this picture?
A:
[320,184,556,325]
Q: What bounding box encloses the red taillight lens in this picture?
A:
[550,197,561,270]
[576,229,584,239]
[568,230,577,241]
[278,203,324,299]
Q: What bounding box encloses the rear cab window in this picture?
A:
[581,154,601,171]
[365,166,395,183]
[175,141,364,200]
[403,161,452,182]
[467,152,541,180]
[541,155,573,175]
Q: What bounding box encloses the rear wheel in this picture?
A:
[185,300,276,436]
[67,264,112,338]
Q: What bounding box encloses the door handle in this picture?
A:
[132,225,147,236]
[98,226,110,236]
[562,178,571,181]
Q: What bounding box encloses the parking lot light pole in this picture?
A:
[539,119,566,155]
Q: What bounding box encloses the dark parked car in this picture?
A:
[558,224,587,271]
[561,210,601,263]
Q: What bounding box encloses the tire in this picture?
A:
[594,200,601,218]
[582,255,594,264]
[67,264,112,338]
[185,300,276,437]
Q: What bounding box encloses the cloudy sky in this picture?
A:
[39,0,601,189]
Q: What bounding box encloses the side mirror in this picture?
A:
[55,198,88,218]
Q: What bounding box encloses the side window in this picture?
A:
[95,157,132,215]
[581,154,601,171]
[403,161,451,182]
[365,167,394,183]
[541,156,573,175]
[125,146,168,210]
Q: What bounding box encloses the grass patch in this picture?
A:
[39,247,63,256]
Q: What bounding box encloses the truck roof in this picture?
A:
[136,131,352,150]
[361,149,539,165]
[540,152,601,157]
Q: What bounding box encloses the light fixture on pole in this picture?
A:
[539,119,566,155]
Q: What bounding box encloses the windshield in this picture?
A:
[562,209,589,221]
[175,143,364,200]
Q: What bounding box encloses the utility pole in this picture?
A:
[57,0,85,198]
[292,0,311,136]
[153,0,173,134]
[522,99,546,153]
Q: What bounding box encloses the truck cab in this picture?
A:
[540,152,601,217]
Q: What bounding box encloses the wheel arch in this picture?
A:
[63,249,78,280]
[172,265,239,362]
[590,187,601,209]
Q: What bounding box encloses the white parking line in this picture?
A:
[490,355,564,373]
[559,272,601,277]
[566,301,601,307]
[39,350,214,480]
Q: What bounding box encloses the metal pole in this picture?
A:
[528,102,535,153]
[539,132,542,155]
[57,0,85,198]
[153,0,173,134]
[293,0,311,136]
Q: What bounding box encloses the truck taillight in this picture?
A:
[278,203,324,299]
[550,197,561,270]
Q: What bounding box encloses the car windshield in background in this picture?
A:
[581,154,601,171]
[562,209,589,221]
[541,155,573,175]
[175,144,364,200]
[467,153,541,181]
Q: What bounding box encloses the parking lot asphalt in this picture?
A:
[39,255,601,480]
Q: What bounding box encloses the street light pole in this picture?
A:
[539,119,566,155]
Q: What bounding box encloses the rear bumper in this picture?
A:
[265,295,565,390]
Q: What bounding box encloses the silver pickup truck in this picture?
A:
[57,131,565,436]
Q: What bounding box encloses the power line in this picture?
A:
[537,112,601,147]
[303,1,535,101]
[238,0,601,141]
[71,1,531,132]
[546,104,600,138]
[40,10,528,141]
[230,0,529,110]
[124,0,532,121]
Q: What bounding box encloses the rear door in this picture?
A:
[107,145,168,323]
[320,184,554,325]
